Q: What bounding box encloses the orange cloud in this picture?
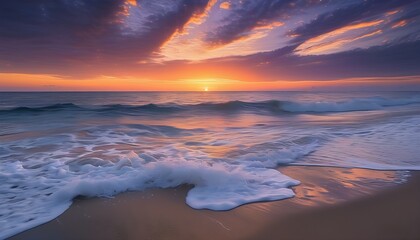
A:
[303,20,383,46]
[299,30,383,55]
[296,20,384,55]
[219,2,230,10]
[158,21,276,62]
[385,9,399,16]
[187,0,217,25]
[126,0,137,6]
[254,21,284,30]
[392,20,408,29]
[159,0,217,56]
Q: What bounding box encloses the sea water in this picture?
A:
[1,91,420,239]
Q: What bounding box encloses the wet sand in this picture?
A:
[9,166,420,240]
[248,169,420,240]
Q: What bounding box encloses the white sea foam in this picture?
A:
[292,117,420,170]
[0,131,305,239]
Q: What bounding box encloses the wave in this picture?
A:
[0,103,182,115]
[3,103,83,112]
[1,96,420,115]
[281,96,420,113]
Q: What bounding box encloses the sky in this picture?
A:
[0,0,419,91]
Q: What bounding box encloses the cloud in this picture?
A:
[0,0,211,77]
[295,20,384,55]
[387,6,420,29]
[289,0,417,44]
[247,40,420,81]
[0,0,419,83]
[147,40,420,82]
[204,0,319,47]
[219,2,230,10]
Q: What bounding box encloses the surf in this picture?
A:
[1,95,420,116]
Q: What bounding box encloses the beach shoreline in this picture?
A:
[9,166,420,240]
[248,169,420,240]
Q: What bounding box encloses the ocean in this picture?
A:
[1,91,420,239]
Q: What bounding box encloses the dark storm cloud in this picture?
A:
[0,0,210,76]
[290,0,418,44]
[204,0,330,46]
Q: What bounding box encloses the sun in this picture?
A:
[204,87,209,92]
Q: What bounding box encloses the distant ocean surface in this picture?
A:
[1,91,420,238]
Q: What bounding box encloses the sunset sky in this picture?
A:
[0,0,419,91]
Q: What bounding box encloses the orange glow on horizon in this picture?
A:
[1,73,419,91]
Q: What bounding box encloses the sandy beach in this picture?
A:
[9,166,420,240]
